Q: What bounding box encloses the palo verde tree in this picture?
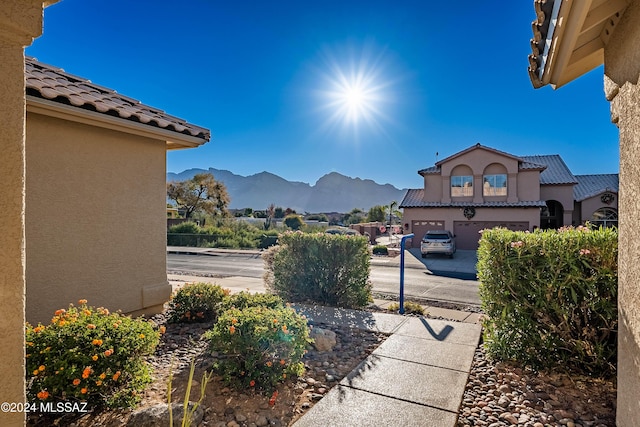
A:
[167,173,230,219]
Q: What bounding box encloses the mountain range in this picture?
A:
[166,168,407,213]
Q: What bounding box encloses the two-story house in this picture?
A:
[400,144,618,249]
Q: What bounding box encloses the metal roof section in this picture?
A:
[574,174,619,201]
[25,57,210,145]
[521,154,578,184]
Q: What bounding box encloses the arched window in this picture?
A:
[451,165,473,197]
[483,163,507,196]
[591,208,618,228]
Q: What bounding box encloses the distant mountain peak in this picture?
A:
[167,168,406,212]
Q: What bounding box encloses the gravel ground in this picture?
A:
[457,345,616,427]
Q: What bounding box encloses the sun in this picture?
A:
[315,44,392,130]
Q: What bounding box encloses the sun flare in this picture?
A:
[316,44,393,131]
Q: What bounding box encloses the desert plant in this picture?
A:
[25,300,159,408]
[168,221,203,234]
[167,283,229,323]
[168,358,212,427]
[219,291,284,313]
[263,232,372,308]
[372,245,389,255]
[478,226,618,375]
[387,301,425,315]
[205,306,311,390]
[283,214,304,230]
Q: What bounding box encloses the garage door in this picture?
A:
[411,220,445,248]
[454,221,529,250]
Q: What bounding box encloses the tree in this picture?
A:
[283,214,304,230]
[367,205,386,223]
[343,208,365,225]
[167,173,230,219]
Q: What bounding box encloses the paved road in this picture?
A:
[167,253,480,306]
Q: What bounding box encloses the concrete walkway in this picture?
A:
[292,305,482,427]
[167,246,483,426]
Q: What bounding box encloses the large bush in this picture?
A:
[478,226,618,375]
[205,306,310,390]
[25,300,159,408]
[263,231,372,308]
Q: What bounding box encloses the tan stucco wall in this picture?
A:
[579,194,618,224]
[0,1,47,425]
[539,184,574,226]
[25,112,171,325]
[604,0,640,424]
[516,170,541,201]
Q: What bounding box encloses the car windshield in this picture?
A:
[425,233,450,240]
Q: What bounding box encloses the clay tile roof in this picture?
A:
[417,166,440,176]
[573,174,619,201]
[25,57,210,141]
[399,189,425,208]
[399,189,547,209]
[521,154,577,184]
[528,0,556,88]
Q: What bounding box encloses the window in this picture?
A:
[483,174,507,196]
[451,176,473,197]
[591,208,617,228]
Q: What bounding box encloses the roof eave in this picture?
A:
[531,0,630,89]
[27,95,209,150]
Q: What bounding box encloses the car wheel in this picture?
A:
[421,254,426,258]
[449,254,454,259]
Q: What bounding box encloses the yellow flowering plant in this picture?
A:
[205,305,311,390]
[25,299,160,408]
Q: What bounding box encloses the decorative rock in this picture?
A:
[255,415,268,426]
[310,327,337,351]
[127,402,204,427]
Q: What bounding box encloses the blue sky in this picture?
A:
[28,0,619,190]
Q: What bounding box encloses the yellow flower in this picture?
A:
[96,380,102,386]
[83,309,91,316]
[159,326,166,334]
[72,378,80,386]
[87,324,96,330]
[54,309,66,316]
[266,361,272,367]
[104,349,113,357]
[38,365,45,372]
[92,339,103,346]
[99,373,106,380]
[80,387,87,394]
[229,326,236,334]
[33,369,39,376]
[112,371,121,381]
[78,299,88,305]
[139,333,145,339]
[92,355,98,361]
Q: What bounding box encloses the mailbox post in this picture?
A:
[398,234,414,314]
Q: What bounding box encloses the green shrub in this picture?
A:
[168,221,203,234]
[478,226,618,376]
[220,292,284,313]
[283,214,304,230]
[205,306,310,390]
[167,283,228,323]
[258,232,279,249]
[372,245,389,255]
[263,231,372,308]
[25,300,159,408]
[387,301,424,315]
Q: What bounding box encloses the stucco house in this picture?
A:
[0,2,212,423]
[400,143,618,249]
[24,56,209,324]
[528,1,638,425]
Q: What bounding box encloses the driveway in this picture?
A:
[407,248,477,280]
